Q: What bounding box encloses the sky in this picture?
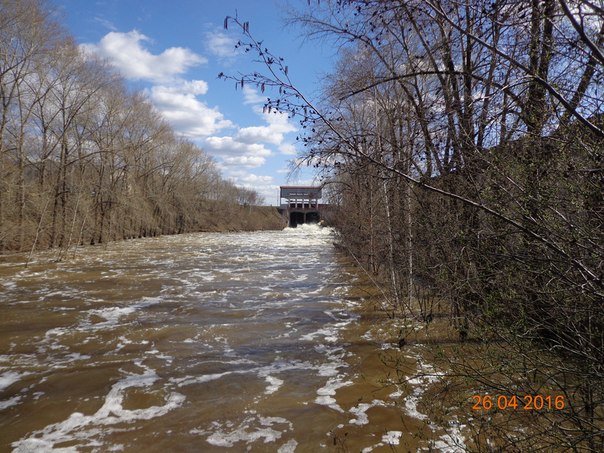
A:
[52,0,335,205]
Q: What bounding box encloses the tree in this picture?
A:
[222,1,604,448]
[1,0,267,255]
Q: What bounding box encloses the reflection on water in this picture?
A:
[0,225,464,452]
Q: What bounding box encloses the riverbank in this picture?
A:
[330,257,591,452]
[320,265,467,452]
[0,205,286,257]
[199,205,285,232]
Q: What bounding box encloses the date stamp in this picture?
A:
[472,395,565,411]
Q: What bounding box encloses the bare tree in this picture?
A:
[221,1,604,448]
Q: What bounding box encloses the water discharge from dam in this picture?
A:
[0,226,464,452]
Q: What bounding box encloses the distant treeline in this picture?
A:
[226,0,603,450]
[0,0,270,254]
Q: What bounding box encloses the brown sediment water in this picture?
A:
[0,226,465,452]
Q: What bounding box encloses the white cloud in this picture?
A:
[279,143,297,155]
[223,155,267,167]
[80,30,205,82]
[149,82,232,138]
[81,31,230,138]
[236,125,279,144]
[204,136,272,157]
[242,86,266,105]
[235,173,274,185]
[203,92,298,170]
[238,89,296,150]
[204,136,272,167]
[236,111,296,145]
[93,17,117,32]
[152,79,209,96]
[289,177,317,187]
[226,170,279,204]
[205,30,240,58]
[80,30,302,192]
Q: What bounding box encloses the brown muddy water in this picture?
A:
[0,226,465,452]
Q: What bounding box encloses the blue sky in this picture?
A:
[52,0,335,205]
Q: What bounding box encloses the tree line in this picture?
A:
[224,0,603,450]
[0,0,266,255]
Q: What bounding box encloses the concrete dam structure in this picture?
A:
[279,186,323,227]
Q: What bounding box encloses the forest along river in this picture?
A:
[0,226,465,452]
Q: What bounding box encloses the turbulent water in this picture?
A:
[0,226,465,452]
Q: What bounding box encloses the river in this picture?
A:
[0,226,465,452]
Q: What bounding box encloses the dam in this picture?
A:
[279,186,323,227]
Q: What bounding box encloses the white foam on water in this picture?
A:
[263,375,284,395]
[361,430,403,452]
[0,395,23,410]
[172,359,316,388]
[0,353,38,368]
[380,342,398,350]
[201,414,293,448]
[39,297,165,352]
[315,377,353,413]
[277,438,298,452]
[145,349,173,365]
[301,309,358,345]
[388,387,403,399]
[392,350,467,451]
[43,327,67,338]
[0,371,30,391]
[361,329,375,341]
[12,360,185,452]
[187,270,215,281]
[1,280,17,290]
[382,430,403,445]
[41,289,81,300]
[405,389,426,420]
[304,312,356,414]
[324,309,358,324]
[206,425,281,447]
[172,371,233,386]
[16,337,91,370]
[115,336,150,352]
[301,327,339,343]
[433,418,467,452]
[259,416,291,426]
[403,352,444,421]
[64,353,91,363]
[348,400,387,425]
[84,296,162,330]
[316,356,345,377]
[213,335,237,358]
